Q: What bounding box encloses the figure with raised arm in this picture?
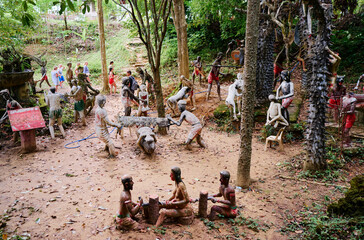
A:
[45,87,66,139]
[328,75,346,122]
[69,80,86,126]
[206,52,225,101]
[167,86,191,116]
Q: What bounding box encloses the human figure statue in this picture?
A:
[226,40,235,62]
[51,66,60,92]
[156,167,193,227]
[276,70,294,122]
[45,87,66,139]
[167,87,191,117]
[180,75,196,111]
[66,62,74,88]
[127,70,139,95]
[0,90,23,143]
[78,72,100,115]
[135,67,155,100]
[326,46,341,86]
[69,80,86,126]
[208,171,238,221]
[95,95,121,158]
[225,73,244,121]
[354,74,363,91]
[328,75,346,123]
[167,100,206,150]
[121,77,142,116]
[137,84,150,117]
[342,92,357,147]
[39,61,51,88]
[266,95,289,128]
[207,52,225,101]
[192,56,205,85]
[116,174,143,231]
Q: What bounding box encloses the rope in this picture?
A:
[64,127,118,149]
[289,62,300,74]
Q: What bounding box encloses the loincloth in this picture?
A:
[49,109,62,119]
[74,100,85,112]
[188,123,202,140]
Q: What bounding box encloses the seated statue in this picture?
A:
[116,175,143,231]
[225,73,244,121]
[167,86,191,116]
[266,94,289,128]
[208,171,238,221]
[156,167,193,227]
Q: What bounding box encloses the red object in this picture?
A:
[208,72,219,84]
[345,113,356,129]
[328,98,340,109]
[274,63,283,76]
[8,106,45,132]
[231,50,240,61]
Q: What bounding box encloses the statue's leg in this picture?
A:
[49,118,56,139]
[57,117,66,137]
[208,206,224,221]
[233,102,238,120]
[217,81,222,101]
[185,138,193,150]
[125,106,131,116]
[191,92,196,111]
[206,84,212,101]
[238,97,242,115]
[196,134,206,148]
[74,109,78,123]
[79,110,86,126]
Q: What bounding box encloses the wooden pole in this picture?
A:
[20,130,36,153]
[148,195,159,224]
[198,190,208,218]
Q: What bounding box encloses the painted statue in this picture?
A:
[276,70,294,121]
[266,94,289,128]
[225,73,244,121]
[45,87,66,139]
[69,80,86,126]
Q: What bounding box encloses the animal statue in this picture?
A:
[136,127,157,154]
[167,86,191,116]
[225,73,244,121]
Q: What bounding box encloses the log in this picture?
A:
[198,190,208,218]
[148,195,159,224]
[20,130,36,153]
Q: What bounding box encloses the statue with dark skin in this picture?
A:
[116,175,144,231]
[156,167,193,227]
[342,92,357,147]
[207,53,225,101]
[208,171,237,221]
[192,56,205,85]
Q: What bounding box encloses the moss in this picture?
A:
[327,175,364,217]
[213,104,230,120]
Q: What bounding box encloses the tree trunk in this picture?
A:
[237,0,260,188]
[63,13,68,30]
[152,67,167,135]
[172,0,189,79]
[97,0,109,93]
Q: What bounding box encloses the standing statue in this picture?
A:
[39,62,51,88]
[121,77,142,116]
[276,70,294,121]
[0,90,22,143]
[180,75,196,111]
[167,100,206,150]
[78,72,100,116]
[192,56,205,85]
[156,167,193,227]
[207,52,225,101]
[266,95,289,127]
[342,92,357,147]
[328,75,346,122]
[66,62,74,88]
[69,80,86,126]
[137,84,150,117]
[208,171,237,221]
[45,87,66,139]
[95,95,121,158]
[225,73,244,121]
[326,46,341,86]
[136,127,156,154]
[167,86,191,116]
[116,175,143,231]
[136,67,155,100]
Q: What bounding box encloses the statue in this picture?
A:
[354,74,364,91]
[136,67,155,100]
[137,84,150,117]
[78,72,100,116]
[167,100,206,150]
[225,73,244,121]
[207,52,225,101]
[180,75,196,111]
[266,94,289,127]
[0,90,22,143]
[121,77,142,116]
[116,175,143,231]
[342,92,357,147]
[328,75,346,122]
[136,127,156,154]
[208,171,238,221]
[326,46,341,86]
[45,87,66,139]
[191,56,205,85]
[167,86,191,116]
[69,80,86,126]
[39,61,51,88]
[95,95,121,158]
[156,167,193,227]
[66,62,74,88]
[276,70,294,121]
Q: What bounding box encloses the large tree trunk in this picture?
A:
[97,0,109,93]
[237,0,260,188]
[255,19,274,104]
[304,1,332,171]
[152,67,167,135]
[172,0,189,79]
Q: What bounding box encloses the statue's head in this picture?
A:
[280,70,290,82]
[72,79,77,86]
[348,92,354,98]
[336,75,345,86]
[268,94,276,102]
[140,84,147,92]
[170,166,182,183]
[177,100,187,112]
[121,174,133,191]
[237,72,243,81]
[217,52,224,60]
[0,89,11,101]
[50,87,56,94]
[197,56,201,61]
[67,62,72,68]
[136,67,143,74]
[122,77,130,87]
[220,170,230,185]
[96,95,106,108]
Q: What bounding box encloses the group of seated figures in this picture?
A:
[116,168,237,231]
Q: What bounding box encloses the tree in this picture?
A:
[96,0,109,93]
[171,0,189,78]
[237,0,260,188]
[114,0,172,133]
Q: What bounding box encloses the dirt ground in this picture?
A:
[0,79,356,240]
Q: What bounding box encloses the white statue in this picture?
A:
[45,87,66,139]
[225,73,244,121]
[137,84,150,117]
[167,86,191,116]
[266,95,289,128]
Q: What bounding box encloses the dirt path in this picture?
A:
[0,80,348,240]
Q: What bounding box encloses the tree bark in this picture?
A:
[237,0,260,188]
[97,0,109,93]
[172,0,189,79]
[152,67,167,135]
[63,13,68,30]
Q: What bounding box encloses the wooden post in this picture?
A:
[148,195,159,224]
[20,130,36,153]
[198,190,208,218]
